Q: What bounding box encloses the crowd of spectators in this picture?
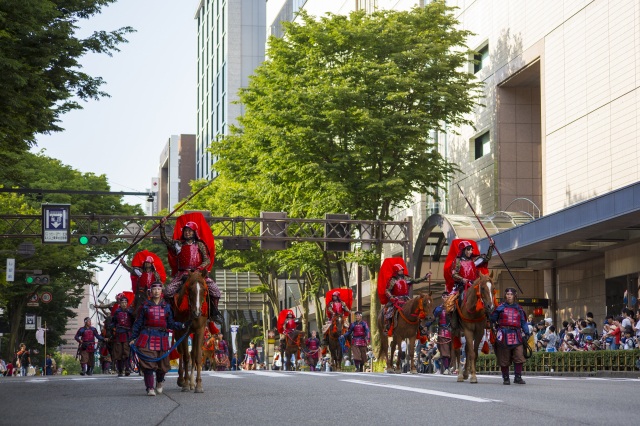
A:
[531,309,639,352]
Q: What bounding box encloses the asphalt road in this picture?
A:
[1,370,636,426]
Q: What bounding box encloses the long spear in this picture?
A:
[456,183,523,294]
[109,180,213,264]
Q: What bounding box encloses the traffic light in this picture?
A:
[25,274,50,285]
[78,235,109,245]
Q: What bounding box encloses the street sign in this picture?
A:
[25,313,36,330]
[27,293,39,307]
[40,292,53,303]
[6,258,15,282]
[42,204,71,244]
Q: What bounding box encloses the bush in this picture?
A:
[58,353,81,375]
[476,349,640,373]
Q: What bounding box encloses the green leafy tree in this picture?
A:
[212,4,480,353]
[0,152,142,357]
[0,0,133,179]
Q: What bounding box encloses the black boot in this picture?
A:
[87,367,93,376]
[503,376,510,385]
[514,375,526,384]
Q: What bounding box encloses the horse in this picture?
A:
[327,315,347,371]
[172,271,209,393]
[451,272,496,384]
[377,293,434,373]
[281,330,304,371]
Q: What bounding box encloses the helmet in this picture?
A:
[458,240,473,252]
[184,221,198,232]
[392,264,405,274]
[144,256,154,264]
[332,291,340,299]
[504,287,517,296]
[286,312,293,318]
[117,293,127,301]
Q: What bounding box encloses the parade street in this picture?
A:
[1,370,635,426]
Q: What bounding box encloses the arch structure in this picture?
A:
[412,212,534,278]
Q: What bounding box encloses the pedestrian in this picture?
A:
[130,281,186,396]
[490,287,530,385]
[272,349,282,371]
[111,293,135,376]
[244,342,259,370]
[304,330,321,371]
[231,352,238,371]
[45,354,54,376]
[0,358,6,376]
[74,318,105,376]
[215,333,230,371]
[17,343,31,377]
[344,311,370,372]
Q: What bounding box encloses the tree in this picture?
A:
[0,152,142,357]
[0,0,133,166]
[213,4,480,355]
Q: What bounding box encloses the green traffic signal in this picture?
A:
[26,276,34,284]
[79,235,89,245]
[78,235,109,245]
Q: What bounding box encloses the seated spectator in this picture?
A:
[583,335,599,351]
[560,333,581,351]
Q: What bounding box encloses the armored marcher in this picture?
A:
[433,291,453,374]
[449,239,494,296]
[490,287,529,385]
[74,317,105,376]
[111,293,135,377]
[244,342,259,370]
[382,263,430,333]
[344,311,370,372]
[215,333,230,371]
[130,281,185,396]
[304,330,322,371]
[160,213,222,323]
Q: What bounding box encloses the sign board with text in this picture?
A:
[25,313,36,330]
[6,258,15,282]
[42,204,70,244]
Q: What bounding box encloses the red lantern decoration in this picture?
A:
[533,307,543,316]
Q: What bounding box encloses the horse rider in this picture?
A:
[159,216,222,323]
[74,317,105,376]
[304,330,321,371]
[449,239,494,297]
[280,311,298,353]
[110,293,135,377]
[130,281,186,396]
[323,291,350,344]
[489,287,530,385]
[244,342,259,370]
[432,291,454,375]
[120,254,161,310]
[383,264,430,333]
[344,311,370,372]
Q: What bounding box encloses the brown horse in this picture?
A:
[281,330,304,371]
[452,272,496,384]
[377,293,434,373]
[173,271,208,392]
[327,315,347,371]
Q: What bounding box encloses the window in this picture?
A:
[474,44,489,73]
[474,131,490,160]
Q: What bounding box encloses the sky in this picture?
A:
[33,1,198,301]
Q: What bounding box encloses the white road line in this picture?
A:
[240,370,292,378]
[206,372,243,379]
[341,379,502,402]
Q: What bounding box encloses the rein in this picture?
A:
[130,320,192,362]
[398,296,426,325]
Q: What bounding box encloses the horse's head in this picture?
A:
[476,271,496,314]
[420,292,435,322]
[184,270,208,319]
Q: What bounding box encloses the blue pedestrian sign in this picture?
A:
[42,204,70,244]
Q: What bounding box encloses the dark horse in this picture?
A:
[327,315,346,371]
[281,330,304,371]
[173,271,208,392]
[452,272,495,384]
[377,293,434,373]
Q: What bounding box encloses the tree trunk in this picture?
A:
[8,298,26,356]
[369,270,381,358]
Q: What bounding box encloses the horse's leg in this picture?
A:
[409,336,417,374]
[388,337,396,373]
[193,330,204,393]
[180,338,191,391]
[176,334,185,388]
[469,326,484,384]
